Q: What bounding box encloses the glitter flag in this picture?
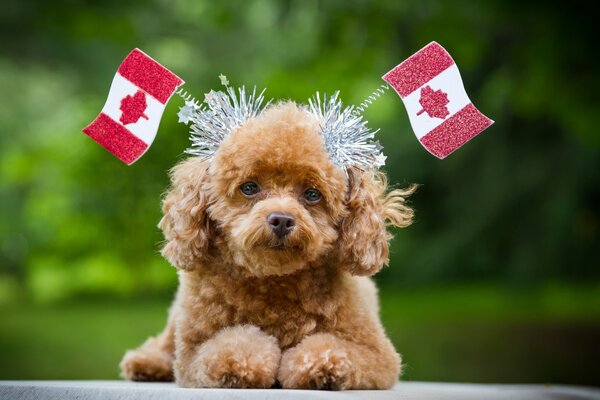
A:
[83,49,184,164]
[383,42,493,159]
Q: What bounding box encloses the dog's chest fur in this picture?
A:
[183,266,343,349]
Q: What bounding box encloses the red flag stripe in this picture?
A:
[117,49,183,104]
[383,42,455,98]
[83,113,149,165]
[419,103,493,159]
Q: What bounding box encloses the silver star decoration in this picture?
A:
[374,153,387,168]
[204,90,216,103]
[218,74,229,87]
[177,100,199,125]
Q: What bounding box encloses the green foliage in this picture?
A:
[0,1,598,298]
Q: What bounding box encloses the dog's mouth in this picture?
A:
[261,240,303,252]
[272,243,301,251]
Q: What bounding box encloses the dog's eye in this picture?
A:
[240,181,260,197]
[303,188,322,204]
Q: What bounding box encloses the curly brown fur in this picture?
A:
[120,101,414,389]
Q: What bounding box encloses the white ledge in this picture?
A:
[0,381,598,400]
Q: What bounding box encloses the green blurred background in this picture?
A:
[1,0,599,387]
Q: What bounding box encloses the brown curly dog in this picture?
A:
[120,101,415,390]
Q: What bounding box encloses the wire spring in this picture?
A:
[352,84,390,116]
[176,87,200,107]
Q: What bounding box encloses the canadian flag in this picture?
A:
[83,49,184,164]
[383,42,493,159]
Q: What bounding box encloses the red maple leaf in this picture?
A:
[416,86,450,119]
[119,90,149,125]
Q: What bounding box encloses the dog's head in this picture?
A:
[160,102,414,277]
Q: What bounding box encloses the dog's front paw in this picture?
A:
[180,325,281,388]
[120,347,173,382]
[278,333,356,390]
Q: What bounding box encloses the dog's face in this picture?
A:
[206,102,347,276]
[159,102,414,278]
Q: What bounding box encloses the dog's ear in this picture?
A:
[337,167,416,276]
[159,157,214,271]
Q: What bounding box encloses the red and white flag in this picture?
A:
[383,42,493,159]
[83,49,184,164]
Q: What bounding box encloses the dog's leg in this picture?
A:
[278,276,400,390]
[120,292,182,382]
[119,318,175,381]
[175,325,281,388]
[277,330,400,390]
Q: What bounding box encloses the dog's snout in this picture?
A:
[267,213,295,238]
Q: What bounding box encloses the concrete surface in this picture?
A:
[1,381,599,400]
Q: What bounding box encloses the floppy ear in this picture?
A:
[158,157,214,271]
[337,167,416,276]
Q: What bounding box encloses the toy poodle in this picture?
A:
[120,100,415,390]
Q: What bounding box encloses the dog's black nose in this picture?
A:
[267,213,295,238]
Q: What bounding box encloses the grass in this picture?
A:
[0,283,598,386]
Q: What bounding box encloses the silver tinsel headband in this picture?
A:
[177,83,386,170]
[308,91,385,169]
[177,85,270,158]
